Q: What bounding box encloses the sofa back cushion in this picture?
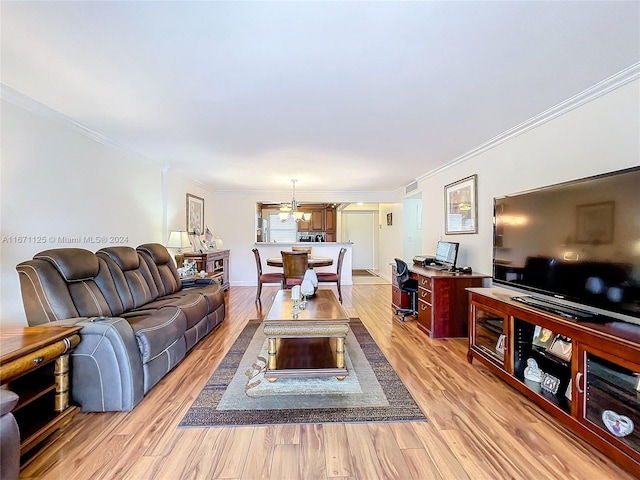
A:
[97,246,161,310]
[136,243,182,296]
[16,248,123,325]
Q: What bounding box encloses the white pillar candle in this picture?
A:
[291,285,301,301]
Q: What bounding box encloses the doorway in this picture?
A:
[342,211,376,270]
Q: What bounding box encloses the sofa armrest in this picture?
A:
[43,317,144,412]
[181,277,217,288]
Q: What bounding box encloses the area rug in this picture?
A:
[179,318,427,427]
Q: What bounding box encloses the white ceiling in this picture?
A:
[2,1,639,193]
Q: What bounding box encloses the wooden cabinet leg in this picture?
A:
[54,354,70,412]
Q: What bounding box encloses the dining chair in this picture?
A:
[316,247,347,303]
[281,251,309,288]
[292,246,312,254]
[252,248,284,303]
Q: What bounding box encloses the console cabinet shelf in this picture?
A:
[467,287,640,475]
[183,250,230,290]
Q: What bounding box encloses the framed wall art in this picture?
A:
[445,174,478,234]
[387,213,393,226]
[186,194,204,234]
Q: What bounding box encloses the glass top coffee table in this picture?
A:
[263,289,350,381]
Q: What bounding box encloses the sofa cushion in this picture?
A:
[137,292,209,330]
[137,243,182,296]
[97,247,160,310]
[121,307,187,364]
[184,281,225,316]
[34,248,99,282]
[17,249,125,322]
[98,246,139,272]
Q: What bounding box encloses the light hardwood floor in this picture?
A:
[21,285,637,479]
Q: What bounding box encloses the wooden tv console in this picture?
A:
[467,287,640,475]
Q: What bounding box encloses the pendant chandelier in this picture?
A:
[279,179,312,223]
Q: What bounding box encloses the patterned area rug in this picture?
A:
[179,318,427,427]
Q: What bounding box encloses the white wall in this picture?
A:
[211,191,397,286]
[413,79,640,277]
[2,77,636,325]
[377,202,404,280]
[0,98,215,326]
[402,195,422,262]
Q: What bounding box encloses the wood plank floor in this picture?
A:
[20,285,637,479]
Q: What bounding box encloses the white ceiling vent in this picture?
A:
[405,181,418,194]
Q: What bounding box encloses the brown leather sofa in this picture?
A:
[16,243,225,412]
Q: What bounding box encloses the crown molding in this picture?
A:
[415,62,640,184]
[0,84,162,168]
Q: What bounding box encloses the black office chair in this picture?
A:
[394,258,418,321]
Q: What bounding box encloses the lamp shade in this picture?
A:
[167,230,191,249]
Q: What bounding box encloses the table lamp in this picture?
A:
[167,230,191,266]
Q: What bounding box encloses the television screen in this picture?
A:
[493,167,640,322]
[435,241,459,267]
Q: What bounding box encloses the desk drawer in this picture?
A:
[392,285,409,309]
[418,299,432,334]
[418,276,431,289]
[418,287,432,303]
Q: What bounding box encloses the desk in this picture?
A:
[392,264,489,338]
[266,256,333,268]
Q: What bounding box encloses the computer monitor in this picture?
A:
[434,241,459,268]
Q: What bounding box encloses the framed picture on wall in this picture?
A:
[186,194,204,234]
[387,213,393,226]
[444,174,478,234]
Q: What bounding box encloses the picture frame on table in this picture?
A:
[444,174,478,234]
[532,325,555,349]
[546,334,573,362]
[186,194,204,234]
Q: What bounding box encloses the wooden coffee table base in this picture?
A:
[263,289,351,382]
[265,336,348,381]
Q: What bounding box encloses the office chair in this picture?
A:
[394,258,418,321]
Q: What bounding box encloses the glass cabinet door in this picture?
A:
[583,350,640,457]
[471,303,508,370]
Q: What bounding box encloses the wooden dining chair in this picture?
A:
[316,247,347,303]
[281,251,309,288]
[252,248,284,303]
[292,246,312,254]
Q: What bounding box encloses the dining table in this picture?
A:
[266,256,334,268]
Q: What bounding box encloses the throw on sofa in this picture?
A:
[16,243,225,412]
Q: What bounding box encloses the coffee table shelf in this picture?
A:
[263,289,350,381]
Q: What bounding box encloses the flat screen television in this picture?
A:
[493,166,640,324]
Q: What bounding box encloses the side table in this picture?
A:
[0,326,81,456]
